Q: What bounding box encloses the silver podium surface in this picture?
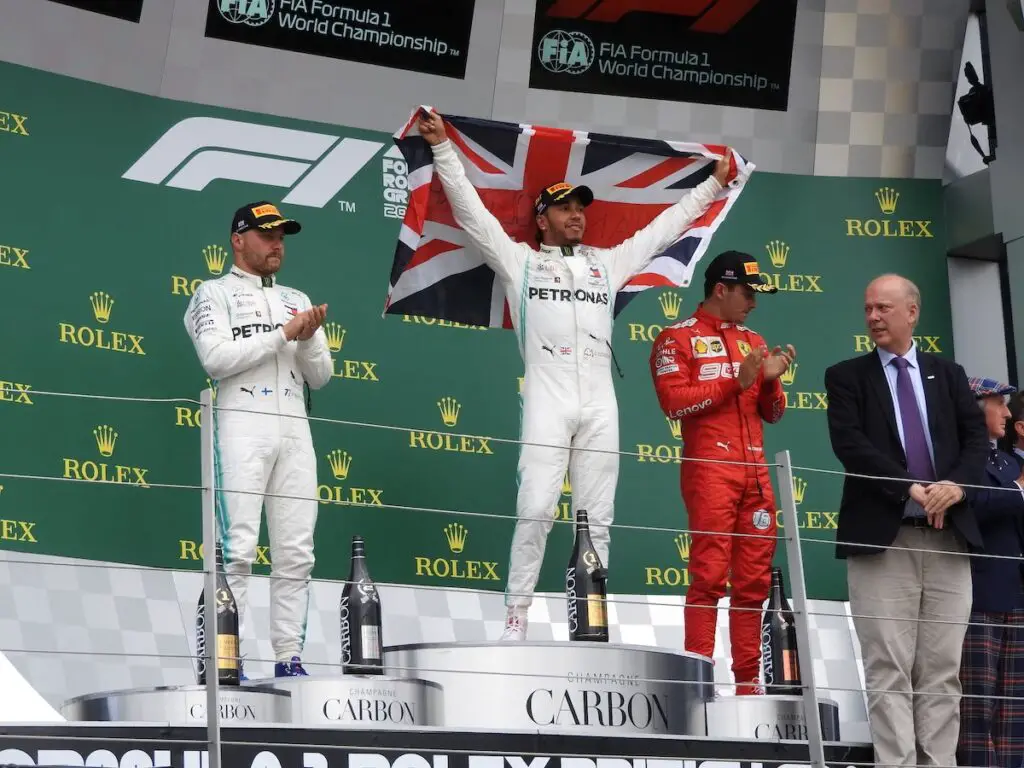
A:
[61,684,291,725]
[253,674,442,728]
[705,695,841,742]
[383,641,714,736]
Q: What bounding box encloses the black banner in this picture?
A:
[204,0,475,80]
[47,0,144,22]
[0,723,874,768]
[528,0,798,111]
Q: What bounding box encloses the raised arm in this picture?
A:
[185,281,287,381]
[419,111,524,286]
[602,153,734,292]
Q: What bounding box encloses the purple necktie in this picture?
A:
[891,357,935,481]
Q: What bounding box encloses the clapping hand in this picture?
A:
[763,344,797,382]
[296,304,328,341]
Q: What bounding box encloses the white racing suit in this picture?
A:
[429,139,723,615]
[184,266,332,661]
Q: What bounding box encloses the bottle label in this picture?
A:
[362,625,381,661]
[587,595,607,628]
[760,621,774,685]
[217,634,239,670]
[782,648,798,683]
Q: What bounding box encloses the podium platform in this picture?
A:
[60,684,291,725]
[382,640,714,736]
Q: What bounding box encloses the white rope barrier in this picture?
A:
[6,383,1024,768]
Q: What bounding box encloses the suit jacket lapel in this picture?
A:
[865,352,901,445]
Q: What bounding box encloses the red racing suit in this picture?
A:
[649,304,785,688]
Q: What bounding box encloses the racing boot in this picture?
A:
[274,656,309,677]
[500,607,528,641]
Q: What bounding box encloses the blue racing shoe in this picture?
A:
[274,656,309,677]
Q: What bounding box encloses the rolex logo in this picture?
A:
[780,363,797,386]
[438,397,461,427]
[562,471,571,496]
[667,417,681,440]
[444,523,467,554]
[659,291,681,321]
[327,449,352,481]
[90,292,114,324]
[793,476,807,505]
[93,425,118,457]
[766,239,789,269]
[324,322,346,353]
[202,245,227,275]
[675,532,691,561]
[875,186,899,215]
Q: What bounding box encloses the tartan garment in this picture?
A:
[957,608,1024,767]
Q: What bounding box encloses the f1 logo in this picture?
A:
[545,0,762,33]
[122,117,384,208]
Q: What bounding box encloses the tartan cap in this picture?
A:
[968,377,1016,398]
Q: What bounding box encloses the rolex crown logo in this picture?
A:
[93,425,118,457]
[667,417,681,440]
[444,523,467,554]
[561,471,572,496]
[324,322,346,353]
[90,291,114,324]
[202,245,227,275]
[875,186,899,215]
[659,291,681,321]
[766,239,789,269]
[780,362,797,386]
[438,397,461,427]
[793,476,807,505]
[327,449,352,481]
[674,532,691,561]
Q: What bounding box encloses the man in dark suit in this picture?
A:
[957,378,1024,768]
[824,273,988,767]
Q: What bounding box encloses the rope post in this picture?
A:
[200,387,222,768]
[774,449,826,768]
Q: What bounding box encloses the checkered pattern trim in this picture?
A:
[0,550,871,741]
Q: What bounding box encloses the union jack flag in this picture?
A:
[383,108,754,330]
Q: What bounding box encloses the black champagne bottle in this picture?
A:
[565,509,609,642]
[761,567,802,693]
[196,543,241,686]
[340,535,383,674]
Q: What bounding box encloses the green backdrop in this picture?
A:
[0,61,952,602]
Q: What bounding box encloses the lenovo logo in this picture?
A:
[122,116,384,208]
[545,0,761,33]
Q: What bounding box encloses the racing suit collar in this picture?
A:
[230,265,276,288]
[694,303,734,330]
[538,243,579,259]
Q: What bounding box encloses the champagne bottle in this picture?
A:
[760,567,801,694]
[340,535,383,675]
[196,543,241,686]
[565,509,609,642]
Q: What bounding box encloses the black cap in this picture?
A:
[231,201,301,236]
[703,250,778,294]
[534,182,594,215]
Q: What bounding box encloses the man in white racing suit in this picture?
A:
[417,111,733,640]
[184,201,333,677]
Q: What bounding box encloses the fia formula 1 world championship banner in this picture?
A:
[0,59,953,604]
[205,0,476,79]
[530,0,799,111]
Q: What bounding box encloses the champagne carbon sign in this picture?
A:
[46,0,144,22]
[529,0,799,111]
[204,0,476,79]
